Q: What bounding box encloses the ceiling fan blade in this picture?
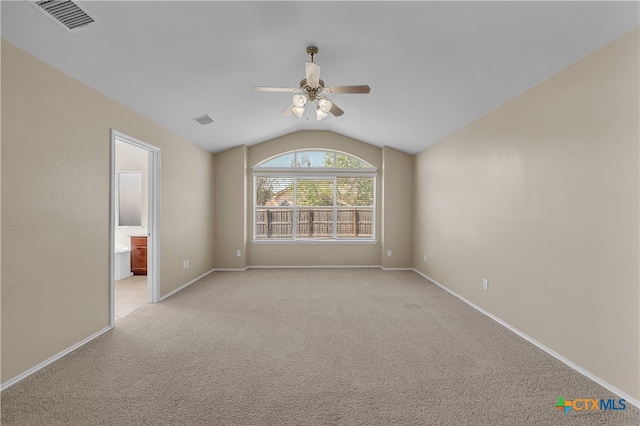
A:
[305,62,321,85]
[253,86,300,92]
[325,85,371,94]
[281,105,294,116]
[329,102,344,117]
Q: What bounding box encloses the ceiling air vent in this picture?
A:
[193,114,214,126]
[33,0,97,33]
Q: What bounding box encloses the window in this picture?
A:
[116,171,142,226]
[253,150,376,242]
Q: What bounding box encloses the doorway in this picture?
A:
[109,130,160,326]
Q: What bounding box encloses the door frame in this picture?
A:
[109,130,161,327]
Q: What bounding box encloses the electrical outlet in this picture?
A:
[182,260,186,270]
[236,250,241,257]
[423,255,427,262]
[387,250,392,257]
[483,279,488,290]
[186,260,189,268]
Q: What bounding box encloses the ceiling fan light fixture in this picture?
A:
[293,94,307,108]
[318,98,333,114]
[292,106,305,118]
[316,106,329,121]
[254,46,371,119]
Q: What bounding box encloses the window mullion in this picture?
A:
[292,177,297,240]
[372,177,377,240]
[333,177,337,239]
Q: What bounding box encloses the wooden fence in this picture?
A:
[255,208,373,239]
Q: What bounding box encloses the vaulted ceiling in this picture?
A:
[2,1,638,154]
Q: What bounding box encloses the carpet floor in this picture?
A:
[1,268,638,425]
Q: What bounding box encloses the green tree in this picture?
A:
[297,179,333,206]
[255,177,275,206]
[323,152,367,168]
[337,177,373,206]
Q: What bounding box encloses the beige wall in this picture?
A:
[381,146,413,268]
[160,139,216,294]
[413,29,639,399]
[246,131,385,266]
[1,40,216,383]
[214,145,247,269]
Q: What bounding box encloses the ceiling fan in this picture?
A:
[254,46,371,120]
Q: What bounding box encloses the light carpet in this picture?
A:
[1,269,638,425]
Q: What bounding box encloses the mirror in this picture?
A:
[117,171,142,226]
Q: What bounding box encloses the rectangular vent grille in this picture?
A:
[193,115,214,126]
[35,0,95,32]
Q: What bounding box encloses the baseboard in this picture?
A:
[212,265,411,270]
[0,325,112,391]
[247,265,380,269]
[160,268,216,301]
[213,267,249,272]
[412,269,640,409]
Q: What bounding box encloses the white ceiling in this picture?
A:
[2,1,638,154]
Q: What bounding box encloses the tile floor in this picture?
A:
[115,275,147,321]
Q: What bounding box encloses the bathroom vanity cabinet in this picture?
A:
[130,236,147,275]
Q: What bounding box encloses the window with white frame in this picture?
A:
[253,150,376,242]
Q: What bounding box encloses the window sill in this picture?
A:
[252,239,378,245]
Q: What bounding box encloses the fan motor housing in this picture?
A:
[300,78,325,100]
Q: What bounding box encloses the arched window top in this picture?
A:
[254,149,375,170]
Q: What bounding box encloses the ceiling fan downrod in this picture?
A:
[307,46,318,63]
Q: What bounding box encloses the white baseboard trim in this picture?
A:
[212,265,411,271]
[247,264,380,269]
[160,268,216,301]
[380,267,414,271]
[0,325,112,391]
[213,267,249,272]
[412,269,640,409]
